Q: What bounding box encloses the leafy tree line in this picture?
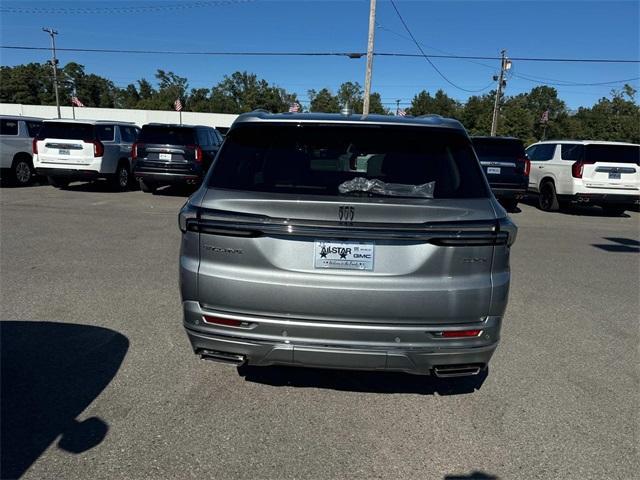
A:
[1,62,638,144]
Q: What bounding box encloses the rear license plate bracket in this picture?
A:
[487,167,501,175]
[59,149,70,155]
[314,240,374,271]
[608,172,621,180]
[159,153,172,161]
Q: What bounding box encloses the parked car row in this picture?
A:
[2,113,639,215]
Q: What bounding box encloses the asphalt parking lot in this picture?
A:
[1,182,638,480]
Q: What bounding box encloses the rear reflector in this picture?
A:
[440,329,482,338]
[202,315,245,327]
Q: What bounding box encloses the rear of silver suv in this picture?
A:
[179,112,516,379]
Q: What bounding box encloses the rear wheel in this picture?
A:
[48,176,70,189]
[110,162,130,191]
[139,178,157,193]
[12,157,34,186]
[538,181,559,212]
[499,198,518,212]
[601,205,626,216]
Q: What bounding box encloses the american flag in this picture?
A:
[397,109,406,117]
[71,96,85,107]
[288,102,300,113]
[174,98,183,112]
[540,110,549,123]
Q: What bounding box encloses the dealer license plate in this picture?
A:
[59,149,70,155]
[487,167,501,175]
[314,240,374,271]
[609,172,621,180]
[159,153,172,161]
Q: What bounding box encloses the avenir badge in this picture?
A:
[314,240,374,271]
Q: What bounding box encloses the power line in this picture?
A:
[387,0,493,93]
[0,1,253,14]
[2,45,638,63]
[511,72,640,87]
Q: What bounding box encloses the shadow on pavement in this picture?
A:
[1,321,129,479]
[592,237,640,253]
[520,197,632,217]
[444,471,499,479]
[237,365,487,396]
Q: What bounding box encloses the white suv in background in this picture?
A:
[33,119,140,190]
[526,140,640,215]
[0,115,43,186]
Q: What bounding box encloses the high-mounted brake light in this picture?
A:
[440,329,482,338]
[32,137,38,155]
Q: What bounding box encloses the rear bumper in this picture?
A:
[491,186,527,199]
[134,170,202,185]
[182,301,501,375]
[35,167,103,180]
[559,192,640,206]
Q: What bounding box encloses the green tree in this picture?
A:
[337,81,363,111]
[408,89,461,118]
[209,71,297,113]
[459,93,494,135]
[308,88,340,113]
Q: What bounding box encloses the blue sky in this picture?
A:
[1,0,638,110]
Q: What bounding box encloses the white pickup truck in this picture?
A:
[0,115,43,186]
[526,140,640,215]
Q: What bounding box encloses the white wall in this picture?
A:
[0,103,238,128]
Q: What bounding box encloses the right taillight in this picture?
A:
[32,137,38,155]
[517,157,530,176]
[131,143,139,160]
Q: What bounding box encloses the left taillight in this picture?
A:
[131,143,139,160]
[178,201,199,233]
[86,139,104,157]
[195,145,203,163]
[32,137,38,154]
[520,157,531,176]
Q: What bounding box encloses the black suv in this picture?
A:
[133,124,223,193]
[471,136,530,211]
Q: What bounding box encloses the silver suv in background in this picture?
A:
[0,115,43,186]
[33,119,140,190]
[179,112,517,380]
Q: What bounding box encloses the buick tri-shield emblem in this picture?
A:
[338,206,355,222]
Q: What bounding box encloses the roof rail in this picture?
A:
[251,108,271,114]
[418,114,443,118]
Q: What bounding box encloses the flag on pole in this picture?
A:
[174,98,183,112]
[71,96,85,107]
[397,109,406,117]
[540,110,549,124]
[288,102,300,113]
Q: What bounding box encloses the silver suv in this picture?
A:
[179,111,517,379]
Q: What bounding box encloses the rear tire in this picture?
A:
[601,205,626,216]
[499,198,518,212]
[538,181,559,212]
[110,162,130,191]
[139,178,157,193]
[12,157,34,186]
[48,176,70,189]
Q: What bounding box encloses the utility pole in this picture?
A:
[362,0,376,116]
[43,27,61,119]
[396,99,400,115]
[490,49,511,136]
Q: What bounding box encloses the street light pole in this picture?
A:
[43,27,61,119]
[362,0,376,116]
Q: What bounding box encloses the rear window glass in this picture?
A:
[472,138,525,160]
[208,124,489,199]
[137,126,196,145]
[39,122,94,140]
[1,120,19,135]
[96,125,114,141]
[585,145,640,164]
[561,144,584,161]
[26,121,42,137]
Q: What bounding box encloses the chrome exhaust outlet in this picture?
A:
[433,365,483,378]
[199,349,246,366]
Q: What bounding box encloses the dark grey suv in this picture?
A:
[179,111,516,379]
[133,123,223,193]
